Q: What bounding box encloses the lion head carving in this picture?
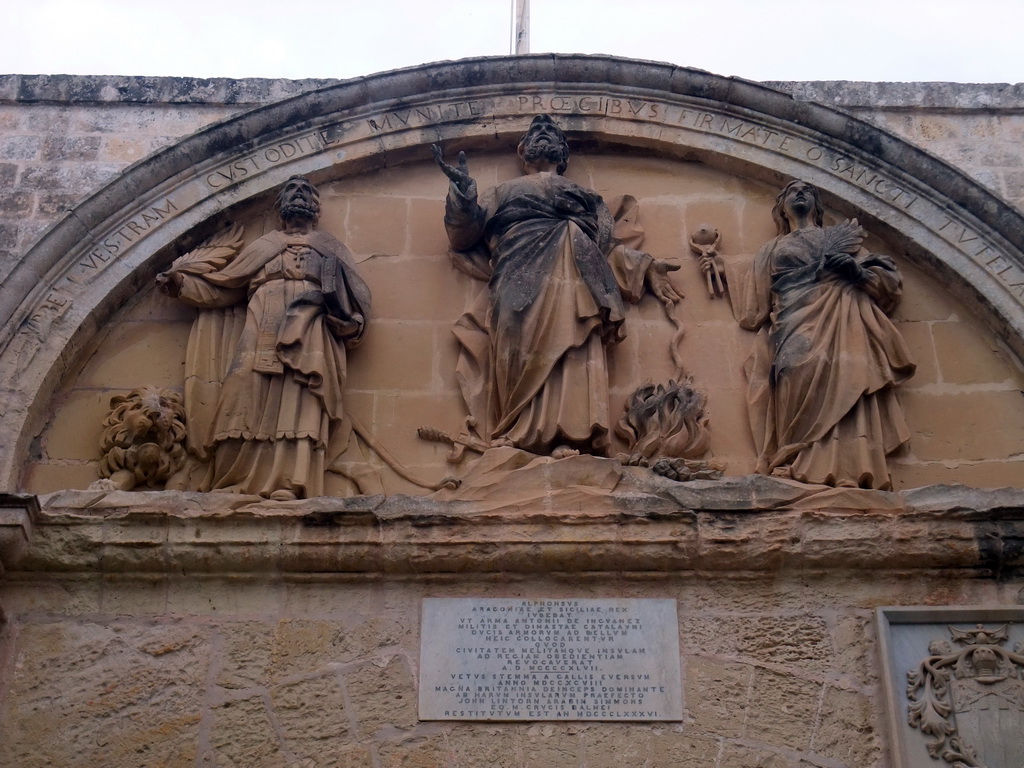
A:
[89,387,187,491]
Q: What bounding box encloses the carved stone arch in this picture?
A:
[2,54,1024,488]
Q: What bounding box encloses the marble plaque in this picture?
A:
[419,598,682,721]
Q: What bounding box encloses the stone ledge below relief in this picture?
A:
[7,451,1024,576]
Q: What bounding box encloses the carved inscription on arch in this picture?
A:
[938,216,1024,299]
[516,94,661,118]
[77,199,180,273]
[361,94,925,219]
[367,101,486,132]
[17,86,1024,345]
[203,133,336,191]
[26,197,179,334]
[366,94,927,215]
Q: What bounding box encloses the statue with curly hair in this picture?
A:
[89,387,188,492]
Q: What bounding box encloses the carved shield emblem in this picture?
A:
[907,624,1024,768]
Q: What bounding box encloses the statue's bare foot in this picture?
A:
[770,466,792,479]
[490,437,514,448]
[551,445,580,460]
[835,479,859,488]
[269,489,298,501]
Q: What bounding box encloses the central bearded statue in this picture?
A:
[433,115,681,459]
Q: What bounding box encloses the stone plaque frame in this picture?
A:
[419,598,682,721]
[877,606,1024,768]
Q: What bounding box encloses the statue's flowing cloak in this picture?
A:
[728,226,915,489]
[175,229,370,497]
[445,172,650,455]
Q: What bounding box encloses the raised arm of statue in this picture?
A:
[433,145,487,252]
[156,223,248,309]
[431,144,475,198]
[604,195,680,307]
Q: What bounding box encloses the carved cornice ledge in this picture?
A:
[9,479,1024,576]
[0,493,38,576]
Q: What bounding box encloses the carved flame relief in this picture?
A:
[907,624,1024,768]
[615,379,723,482]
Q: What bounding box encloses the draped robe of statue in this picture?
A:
[728,226,916,489]
[445,171,651,455]
[174,229,370,497]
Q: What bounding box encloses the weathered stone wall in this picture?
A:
[1,486,1022,768]
[2,66,1024,768]
[0,570,994,768]
[766,81,1024,209]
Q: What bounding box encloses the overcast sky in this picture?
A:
[2,0,1023,83]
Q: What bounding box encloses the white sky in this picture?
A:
[2,0,1023,83]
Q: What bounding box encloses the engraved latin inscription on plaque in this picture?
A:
[419,598,682,721]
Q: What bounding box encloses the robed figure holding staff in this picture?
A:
[433,115,682,459]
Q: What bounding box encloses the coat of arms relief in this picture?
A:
[907,624,1024,768]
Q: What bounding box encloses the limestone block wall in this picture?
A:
[766,81,1024,209]
[0,75,334,283]
[1,487,1021,768]
[3,570,998,768]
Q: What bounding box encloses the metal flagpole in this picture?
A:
[512,0,530,55]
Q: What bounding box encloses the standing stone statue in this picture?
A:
[156,176,371,499]
[432,115,681,459]
[707,180,915,489]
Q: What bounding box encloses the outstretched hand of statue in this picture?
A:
[431,145,476,199]
[645,260,684,308]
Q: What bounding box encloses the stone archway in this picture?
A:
[1,54,1023,488]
